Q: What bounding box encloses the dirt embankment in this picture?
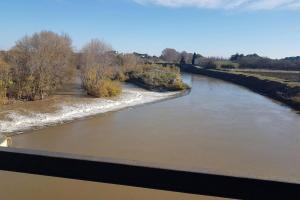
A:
[181,65,300,111]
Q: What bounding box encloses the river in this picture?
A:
[1,73,300,199]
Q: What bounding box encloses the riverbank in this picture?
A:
[0,66,191,135]
[0,84,183,135]
[9,73,300,185]
[181,65,300,111]
[127,78,190,92]
[126,65,188,92]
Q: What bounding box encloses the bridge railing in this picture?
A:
[0,147,299,199]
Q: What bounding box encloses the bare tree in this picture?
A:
[81,39,113,66]
[80,39,121,97]
[8,31,73,100]
[161,48,180,63]
[180,51,193,64]
[120,53,140,72]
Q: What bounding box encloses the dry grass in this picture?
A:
[221,69,300,87]
[88,79,121,98]
[235,71,300,82]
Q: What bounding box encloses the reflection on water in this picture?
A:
[1,73,300,199]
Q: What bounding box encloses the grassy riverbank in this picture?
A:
[181,65,300,111]
[127,65,188,92]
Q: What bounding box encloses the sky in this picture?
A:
[0,0,300,58]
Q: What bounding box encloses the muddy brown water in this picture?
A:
[1,73,300,199]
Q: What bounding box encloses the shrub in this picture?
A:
[114,70,127,82]
[130,65,187,91]
[80,39,123,98]
[86,79,121,98]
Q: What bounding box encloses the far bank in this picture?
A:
[181,64,300,111]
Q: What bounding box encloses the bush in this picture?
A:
[86,79,121,98]
[81,66,122,98]
[130,65,187,91]
[80,39,124,98]
[114,70,127,82]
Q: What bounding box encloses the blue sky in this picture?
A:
[0,0,300,58]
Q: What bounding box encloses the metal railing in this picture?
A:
[0,147,299,199]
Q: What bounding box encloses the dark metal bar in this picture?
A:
[0,147,299,199]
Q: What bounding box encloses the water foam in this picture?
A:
[0,87,178,134]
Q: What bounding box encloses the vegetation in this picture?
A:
[80,39,122,97]
[129,65,187,91]
[118,53,141,79]
[161,48,181,63]
[4,31,299,106]
[159,48,300,71]
[160,48,194,64]
[214,61,239,69]
[173,47,300,110]
[0,59,11,104]
[230,53,300,71]
[0,31,74,103]
[233,70,300,82]
[79,43,188,93]
[0,33,191,105]
[79,40,188,96]
[84,74,121,98]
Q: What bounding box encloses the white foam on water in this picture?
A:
[0,87,179,134]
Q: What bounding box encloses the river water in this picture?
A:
[1,73,300,199]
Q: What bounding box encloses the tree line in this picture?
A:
[1,32,299,104]
[158,48,300,71]
[0,31,75,103]
[0,31,189,104]
[0,31,145,104]
[230,54,300,70]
